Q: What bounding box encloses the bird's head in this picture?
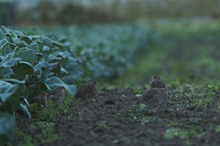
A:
[152,75,161,80]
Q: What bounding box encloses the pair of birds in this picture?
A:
[31,86,65,107]
[32,81,98,107]
[136,75,169,108]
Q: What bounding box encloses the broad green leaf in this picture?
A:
[0,112,16,144]
[13,38,26,48]
[34,59,48,70]
[42,36,52,47]
[0,81,18,103]
[8,83,26,111]
[1,26,9,33]
[6,33,13,43]
[36,43,43,53]
[0,38,7,47]
[12,62,34,80]
[52,40,64,49]
[19,103,31,119]
[15,48,37,64]
[45,76,76,95]
[0,43,12,55]
[42,46,50,51]
[13,30,24,36]
[8,43,17,50]
[28,42,39,51]
[0,67,13,77]
[3,79,25,84]
[49,62,61,75]
[0,57,21,67]
[20,36,32,44]
[47,51,70,62]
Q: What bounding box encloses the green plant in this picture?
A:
[132,86,142,94]
[0,25,156,143]
[215,125,220,133]
[163,127,204,140]
[16,121,58,146]
[28,101,56,122]
[30,122,59,144]
[0,112,16,145]
[95,121,108,132]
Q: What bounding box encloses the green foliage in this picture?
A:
[215,125,220,133]
[0,25,155,143]
[28,101,56,122]
[15,122,58,146]
[29,122,58,144]
[95,121,108,132]
[45,24,154,79]
[163,127,204,140]
[132,86,142,94]
[0,112,16,145]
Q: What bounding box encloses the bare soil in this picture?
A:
[46,86,220,146]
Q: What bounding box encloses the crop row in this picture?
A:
[0,24,158,144]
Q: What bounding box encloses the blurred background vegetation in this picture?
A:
[1,0,220,25]
[1,0,220,85]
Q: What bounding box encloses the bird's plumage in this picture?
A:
[137,88,169,106]
[137,75,169,108]
[31,91,48,107]
[47,86,65,107]
[149,75,166,89]
[75,80,98,99]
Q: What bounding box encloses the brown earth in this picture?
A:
[43,86,220,146]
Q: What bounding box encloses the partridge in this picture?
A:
[75,80,98,99]
[31,91,48,107]
[47,86,65,107]
[149,75,166,89]
[136,88,169,107]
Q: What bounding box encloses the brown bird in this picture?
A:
[47,86,65,107]
[136,88,169,107]
[75,80,98,99]
[149,75,166,89]
[31,91,48,107]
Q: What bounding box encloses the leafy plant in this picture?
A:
[94,120,108,132]
[0,25,156,143]
[163,127,204,140]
